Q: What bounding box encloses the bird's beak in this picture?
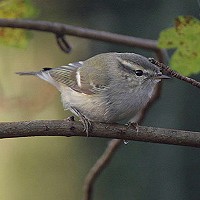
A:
[154,73,171,79]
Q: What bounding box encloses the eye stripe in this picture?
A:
[117,57,135,74]
[116,57,145,74]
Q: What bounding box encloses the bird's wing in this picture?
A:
[40,61,109,95]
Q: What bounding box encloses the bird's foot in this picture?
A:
[70,107,92,136]
[80,116,92,137]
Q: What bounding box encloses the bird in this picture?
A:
[17,52,169,134]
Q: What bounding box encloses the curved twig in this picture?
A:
[82,139,122,200]
[55,34,72,53]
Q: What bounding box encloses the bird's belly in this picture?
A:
[60,85,155,123]
[60,88,108,122]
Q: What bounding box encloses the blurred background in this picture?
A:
[0,0,200,200]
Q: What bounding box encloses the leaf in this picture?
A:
[158,16,200,76]
[0,0,38,48]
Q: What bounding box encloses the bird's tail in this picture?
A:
[16,71,38,76]
[16,68,59,89]
[16,68,52,76]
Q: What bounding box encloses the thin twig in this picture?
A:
[0,18,165,60]
[149,58,200,89]
[55,34,72,53]
[83,139,122,200]
[0,120,200,148]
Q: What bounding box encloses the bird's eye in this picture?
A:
[135,70,143,76]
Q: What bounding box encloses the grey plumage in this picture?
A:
[17,52,169,132]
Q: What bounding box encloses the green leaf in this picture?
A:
[158,16,200,76]
[0,0,38,48]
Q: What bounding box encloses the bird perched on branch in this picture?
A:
[17,52,169,134]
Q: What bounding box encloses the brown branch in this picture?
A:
[82,139,122,200]
[0,18,165,60]
[0,18,157,50]
[149,58,200,89]
[0,120,200,148]
[2,118,200,200]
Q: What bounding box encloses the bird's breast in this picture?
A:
[59,80,158,123]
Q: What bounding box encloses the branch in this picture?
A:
[0,18,157,50]
[83,139,122,200]
[149,58,200,89]
[0,18,165,60]
[1,120,200,148]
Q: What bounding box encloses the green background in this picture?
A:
[0,0,200,200]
